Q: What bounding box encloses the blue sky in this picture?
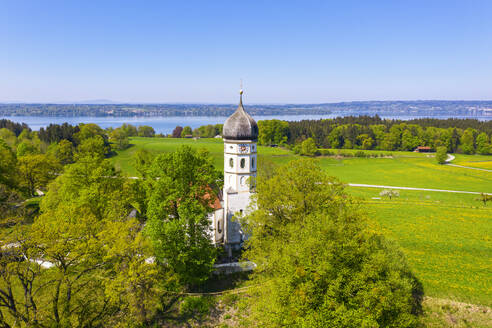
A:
[1,0,491,103]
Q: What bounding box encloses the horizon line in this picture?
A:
[2,99,492,106]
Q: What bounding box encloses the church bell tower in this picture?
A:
[221,89,258,252]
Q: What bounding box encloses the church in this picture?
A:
[209,90,258,255]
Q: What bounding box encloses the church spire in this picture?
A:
[239,79,244,107]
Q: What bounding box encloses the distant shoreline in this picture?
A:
[1,100,492,118]
[2,113,491,135]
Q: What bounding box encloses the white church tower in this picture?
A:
[219,89,258,254]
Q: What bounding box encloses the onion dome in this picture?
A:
[223,90,259,141]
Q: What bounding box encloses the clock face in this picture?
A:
[239,144,248,153]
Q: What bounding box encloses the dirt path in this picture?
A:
[444,154,492,172]
[445,163,492,172]
[347,183,491,195]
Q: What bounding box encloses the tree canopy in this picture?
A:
[143,146,221,287]
[241,159,423,327]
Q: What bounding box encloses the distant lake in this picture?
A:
[2,114,490,134]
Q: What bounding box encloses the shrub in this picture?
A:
[319,149,333,156]
[354,150,366,157]
[179,296,215,318]
[300,138,317,156]
[337,151,353,157]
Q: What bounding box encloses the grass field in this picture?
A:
[452,154,492,170]
[112,137,492,306]
[350,187,492,306]
[110,137,293,176]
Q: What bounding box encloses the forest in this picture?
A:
[256,116,492,155]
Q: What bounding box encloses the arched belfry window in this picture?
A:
[229,158,234,168]
[240,158,245,168]
[251,157,255,169]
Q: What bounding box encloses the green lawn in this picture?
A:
[349,187,492,306]
[452,153,492,170]
[318,156,491,192]
[111,137,292,176]
[112,137,492,306]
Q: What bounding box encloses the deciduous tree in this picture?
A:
[144,146,220,287]
[241,159,423,327]
[460,128,476,154]
[138,125,156,137]
[180,126,192,138]
[17,154,60,196]
[300,138,317,156]
[76,135,109,160]
[436,146,448,164]
[172,126,183,138]
[110,128,130,150]
[476,132,491,155]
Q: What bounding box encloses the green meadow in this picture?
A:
[453,154,492,170]
[112,137,492,306]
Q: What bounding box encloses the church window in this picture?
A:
[240,176,245,186]
[229,158,234,168]
[251,157,255,169]
[240,158,245,168]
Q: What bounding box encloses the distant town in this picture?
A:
[1,100,492,118]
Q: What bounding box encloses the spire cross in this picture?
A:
[239,79,244,105]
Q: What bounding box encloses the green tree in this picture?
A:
[181,126,193,138]
[0,127,17,147]
[16,140,39,157]
[436,146,448,164]
[258,120,289,145]
[193,124,223,138]
[17,154,61,196]
[0,156,161,326]
[76,135,109,160]
[144,146,220,287]
[0,139,17,188]
[326,126,343,149]
[300,138,317,156]
[56,139,75,164]
[241,159,423,327]
[476,132,491,155]
[0,140,20,217]
[138,125,156,137]
[120,123,138,136]
[133,149,155,178]
[357,134,374,150]
[401,129,420,151]
[370,124,387,149]
[460,128,476,154]
[74,123,106,143]
[110,128,130,150]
